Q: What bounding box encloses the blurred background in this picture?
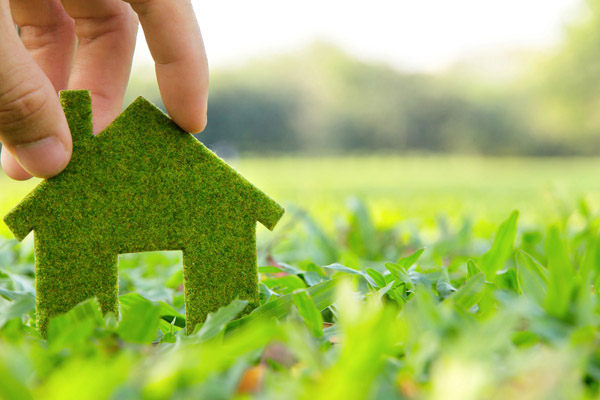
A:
[4,0,600,232]
[131,0,597,157]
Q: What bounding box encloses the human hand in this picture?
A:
[0,0,209,180]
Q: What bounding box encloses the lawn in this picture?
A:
[4,156,600,234]
[1,156,600,399]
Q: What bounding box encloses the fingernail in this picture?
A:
[12,136,70,178]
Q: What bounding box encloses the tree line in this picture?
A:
[126,2,600,156]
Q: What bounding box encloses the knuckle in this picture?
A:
[18,18,75,52]
[122,0,152,4]
[122,0,157,14]
[113,8,139,30]
[74,9,138,44]
[0,82,48,142]
[123,10,140,32]
[121,0,145,3]
[123,0,191,17]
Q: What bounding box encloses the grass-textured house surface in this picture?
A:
[3,90,284,336]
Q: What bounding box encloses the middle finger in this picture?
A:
[10,0,76,92]
[61,0,138,133]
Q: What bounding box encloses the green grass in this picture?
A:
[4,156,600,230]
[2,156,600,398]
[232,156,600,224]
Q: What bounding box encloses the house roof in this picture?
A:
[3,90,284,243]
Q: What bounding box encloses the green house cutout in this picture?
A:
[3,90,284,336]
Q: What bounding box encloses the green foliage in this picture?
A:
[3,156,600,397]
[452,273,486,310]
[2,185,600,397]
[117,294,161,344]
[545,225,576,319]
[192,299,248,341]
[516,250,549,308]
[480,210,519,282]
[292,291,323,337]
[531,0,600,139]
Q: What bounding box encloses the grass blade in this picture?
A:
[480,210,519,282]
[227,279,339,332]
[117,294,160,344]
[366,268,387,288]
[292,291,324,337]
[516,250,549,308]
[397,248,425,269]
[452,273,486,310]
[323,264,377,287]
[194,299,248,341]
[47,298,104,349]
[545,225,574,319]
[467,259,481,279]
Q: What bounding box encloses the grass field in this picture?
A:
[235,156,600,222]
[3,156,600,234]
[2,156,600,399]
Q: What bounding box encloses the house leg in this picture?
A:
[182,240,260,334]
[35,249,118,337]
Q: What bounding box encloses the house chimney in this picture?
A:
[59,90,93,145]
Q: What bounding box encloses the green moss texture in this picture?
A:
[3,90,284,336]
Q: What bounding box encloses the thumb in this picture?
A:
[0,2,71,179]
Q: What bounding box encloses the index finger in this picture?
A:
[124,0,208,133]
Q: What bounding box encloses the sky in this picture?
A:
[133,0,583,72]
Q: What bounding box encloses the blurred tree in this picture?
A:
[531,0,600,151]
[127,41,584,156]
[201,85,301,153]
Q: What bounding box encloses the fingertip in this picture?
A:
[159,76,208,133]
[157,78,207,133]
[189,116,208,134]
[170,107,207,134]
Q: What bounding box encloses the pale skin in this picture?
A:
[0,0,209,180]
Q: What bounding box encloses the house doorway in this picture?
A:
[117,250,184,307]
